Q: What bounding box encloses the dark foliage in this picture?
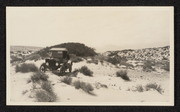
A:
[79,66,93,76]
[116,70,130,81]
[31,71,49,83]
[15,63,38,73]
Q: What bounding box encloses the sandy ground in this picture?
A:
[10,60,170,103]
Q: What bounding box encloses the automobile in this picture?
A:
[39,48,73,74]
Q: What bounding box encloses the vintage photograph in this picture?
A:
[6,7,174,105]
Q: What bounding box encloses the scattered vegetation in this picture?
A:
[73,80,94,94]
[31,71,49,83]
[70,54,83,63]
[15,63,38,73]
[116,70,130,81]
[161,61,170,71]
[145,83,164,94]
[135,85,144,92]
[61,76,72,85]
[35,89,57,102]
[10,55,23,63]
[30,72,57,102]
[41,81,53,93]
[24,54,41,61]
[79,66,93,76]
[133,83,164,94]
[106,55,127,65]
[143,60,155,72]
[70,69,79,77]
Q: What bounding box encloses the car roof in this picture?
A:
[50,48,68,51]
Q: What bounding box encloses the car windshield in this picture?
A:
[51,51,63,58]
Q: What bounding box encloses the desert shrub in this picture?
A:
[145,83,163,94]
[61,76,72,85]
[10,55,22,63]
[135,85,144,92]
[24,54,41,61]
[70,54,83,63]
[35,89,57,102]
[15,63,38,73]
[79,66,93,76]
[70,69,79,77]
[31,71,49,83]
[73,80,94,93]
[116,70,130,81]
[161,61,170,71]
[41,81,53,93]
[143,60,155,72]
[106,55,127,65]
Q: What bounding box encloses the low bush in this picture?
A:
[135,85,144,92]
[79,66,93,76]
[161,61,170,71]
[70,69,79,77]
[15,63,38,73]
[106,56,127,65]
[73,80,94,93]
[35,89,57,102]
[41,81,53,93]
[61,76,72,85]
[31,71,49,83]
[116,70,130,81]
[145,83,163,94]
[143,60,155,72]
[10,55,22,63]
[70,54,83,63]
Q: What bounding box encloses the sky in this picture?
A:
[6,7,173,52]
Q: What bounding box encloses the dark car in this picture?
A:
[39,48,73,74]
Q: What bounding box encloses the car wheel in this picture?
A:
[40,63,46,72]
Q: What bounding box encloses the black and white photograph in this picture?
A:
[6,7,174,105]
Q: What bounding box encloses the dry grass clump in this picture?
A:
[73,80,94,94]
[15,63,38,73]
[32,73,57,102]
[31,71,49,83]
[79,66,93,76]
[135,85,144,92]
[41,81,53,93]
[133,83,164,94]
[61,76,72,85]
[35,89,57,102]
[145,83,164,94]
[116,70,130,81]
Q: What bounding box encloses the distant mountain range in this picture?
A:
[10,46,43,52]
[103,46,170,62]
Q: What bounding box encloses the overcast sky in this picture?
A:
[6,7,173,52]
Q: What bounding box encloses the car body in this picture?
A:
[40,48,72,74]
